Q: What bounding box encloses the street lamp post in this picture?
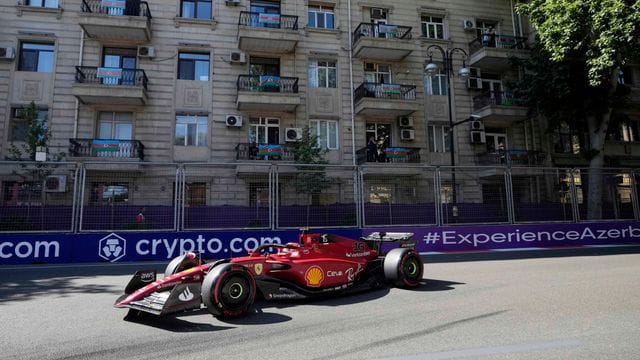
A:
[424,45,469,212]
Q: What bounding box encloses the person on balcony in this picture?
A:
[367,136,378,162]
[482,27,495,47]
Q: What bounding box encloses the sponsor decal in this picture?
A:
[98,233,126,262]
[346,251,371,258]
[178,287,195,302]
[327,270,343,277]
[305,266,324,287]
[254,263,263,275]
[140,271,155,282]
[345,268,355,281]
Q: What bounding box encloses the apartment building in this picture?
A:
[0,0,638,228]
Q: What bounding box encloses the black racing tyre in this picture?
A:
[201,264,256,318]
[164,253,198,277]
[383,248,424,288]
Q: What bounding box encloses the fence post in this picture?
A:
[434,166,442,226]
[505,167,515,224]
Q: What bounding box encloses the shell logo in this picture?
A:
[305,266,324,287]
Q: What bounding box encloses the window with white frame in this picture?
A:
[175,114,208,146]
[26,0,59,7]
[308,5,334,29]
[428,124,450,153]
[98,112,133,140]
[308,60,337,88]
[424,69,447,96]
[310,119,338,150]
[421,15,444,39]
[9,107,48,142]
[364,62,391,83]
[19,42,55,73]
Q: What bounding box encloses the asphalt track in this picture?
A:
[1,247,639,360]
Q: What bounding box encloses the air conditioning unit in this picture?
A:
[285,127,303,142]
[467,77,483,89]
[137,46,155,58]
[470,130,486,144]
[225,0,240,5]
[230,51,246,64]
[0,47,15,60]
[398,116,414,128]
[400,129,415,141]
[225,115,243,127]
[470,119,484,131]
[463,19,475,30]
[44,175,67,193]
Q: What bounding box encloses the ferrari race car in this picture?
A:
[115,231,424,318]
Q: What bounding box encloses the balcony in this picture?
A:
[604,140,640,167]
[235,143,294,161]
[476,149,546,167]
[352,23,413,61]
[69,139,145,160]
[472,91,527,125]
[354,82,419,117]
[468,34,530,72]
[237,11,299,53]
[79,0,152,44]
[356,147,421,165]
[236,75,300,112]
[72,66,148,106]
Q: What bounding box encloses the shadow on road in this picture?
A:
[415,278,465,291]
[124,309,235,332]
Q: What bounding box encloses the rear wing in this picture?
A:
[361,232,417,253]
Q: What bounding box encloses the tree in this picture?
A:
[515,0,640,219]
[290,126,332,225]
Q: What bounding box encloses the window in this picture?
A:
[310,120,338,150]
[98,112,133,140]
[428,124,449,153]
[186,182,206,206]
[19,42,54,72]
[3,181,42,206]
[308,5,334,29]
[9,107,48,142]
[308,60,337,88]
[364,62,391,83]
[421,15,444,39]
[90,182,129,204]
[26,0,58,7]
[175,115,208,146]
[424,71,447,96]
[180,0,212,19]
[249,117,280,144]
[553,122,581,154]
[178,52,209,81]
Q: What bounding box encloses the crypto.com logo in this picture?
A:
[98,233,126,262]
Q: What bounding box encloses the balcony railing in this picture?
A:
[69,139,145,160]
[353,22,412,44]
[354,82,416,103]
[236,143,295,161]
[75,66,148,90]
[473,91,525,110]
[356,146,421,165]
[469,34,528,54]
[80,0,151,18]
[477,149,546,167]
[238,11,298,30]
[237,75,299,93]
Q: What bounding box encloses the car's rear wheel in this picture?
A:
[201,264,256,318]
[383,248,424,288]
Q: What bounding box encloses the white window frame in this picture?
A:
[308,5,334,29]
[308,60,337,88]
[175,114,208,146]
[424,70,447,96]
[428,124,450,153]
[310,119,339,150]
[421,15,444,39]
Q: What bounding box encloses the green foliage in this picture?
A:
[290,126,331,196]
[518,0,640,87]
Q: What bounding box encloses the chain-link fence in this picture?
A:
[0,161,637,232]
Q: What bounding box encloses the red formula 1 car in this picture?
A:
[115,231,424,318]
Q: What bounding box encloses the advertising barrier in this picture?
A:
[1,223,639,265]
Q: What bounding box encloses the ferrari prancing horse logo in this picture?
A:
[254,263,263,275]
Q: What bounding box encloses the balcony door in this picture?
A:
[485,130,507,153]
[370,7,388,38]
[364,62,391,84]
[102,48,137,85]
[250,0,280,28]
[481,79,503,105]
[98,112,133,140]
[249,117,280,145]
[366,122,391,162]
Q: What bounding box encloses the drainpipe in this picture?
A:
[73,29,85,138]
[347,0,356,166]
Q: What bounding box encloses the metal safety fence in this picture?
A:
[0,161,637,232]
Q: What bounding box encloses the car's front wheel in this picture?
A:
[201,264,256,318]
[383,248,424,288]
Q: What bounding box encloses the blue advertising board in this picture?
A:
[1,223,639,265]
